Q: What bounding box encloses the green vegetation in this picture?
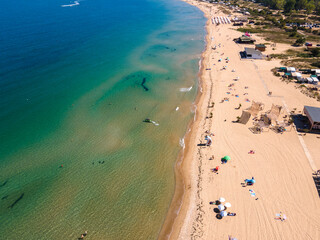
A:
[294,36,306,45]
[255,0,320,14]
[311,48,320,57]
[237,27,264,33]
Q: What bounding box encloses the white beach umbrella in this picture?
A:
[218,204,225,211]
[219,197,226,202]
[225,202,232,208]
[220,211,228,217]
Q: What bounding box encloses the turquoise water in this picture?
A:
[0,0,206,239]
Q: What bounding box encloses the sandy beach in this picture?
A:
[160,1,320,239]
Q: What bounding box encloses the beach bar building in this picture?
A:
[236,36,256,44]
[304,106,320,130]
[255,44,266,52]
[243,48,263,59]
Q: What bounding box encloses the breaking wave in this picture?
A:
[179,86,192,92]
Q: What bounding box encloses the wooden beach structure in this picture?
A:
[304,106,320,130]
[255,44,266,52]
[242,48,263,59]
[235,36,256,44]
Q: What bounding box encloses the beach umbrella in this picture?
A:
[219,197,225,203]
[220,211,228,217]
[218,204,225,211]
[225,202,232,208]
[223,156,231,161]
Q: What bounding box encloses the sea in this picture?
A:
[0,0,206,239]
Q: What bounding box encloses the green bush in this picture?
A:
[294,37,306,46]
[311,48,320,57]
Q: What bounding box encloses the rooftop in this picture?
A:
[304,106,320,123]
[245,47,262,56]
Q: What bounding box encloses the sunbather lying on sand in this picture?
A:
[227,212,236,216]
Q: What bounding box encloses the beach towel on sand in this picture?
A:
[249,189,256,197]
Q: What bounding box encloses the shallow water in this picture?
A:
[0,0,205,238]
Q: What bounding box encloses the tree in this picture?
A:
[284,0,296,12]
[316,1,320,15]
[274,0,285,9]
[295,0,307,10]
[311,48,320,57]
[294,37,305,46]
[306,0,316,13]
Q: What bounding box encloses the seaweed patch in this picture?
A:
[141,78,149,91]
[0,180,8,187]
[8,193,24,209]
[2,195,8,200]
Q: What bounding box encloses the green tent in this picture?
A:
[223,156,231,161]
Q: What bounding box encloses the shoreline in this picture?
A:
[158,0,212,238]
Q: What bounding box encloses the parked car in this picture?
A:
[305,42,313,47]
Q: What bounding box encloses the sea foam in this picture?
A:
[179,86,192,92]
[61,1,80,7]
[179,138,185,149]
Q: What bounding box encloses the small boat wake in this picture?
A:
[179,86,192,92]
[61,1,80,7]
[151,121,159,126]
[143,118,159,126]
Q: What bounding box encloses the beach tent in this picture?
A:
[311,77,319,85]
[247,101,265,116]
[268,104,282,117]
[291,72,302,80]
[311,69,320,75]
[239,110,251,124]
[307,77,313,83]
[223,156,231,161]
[286,67,296,73]
[284,72,291,77]
[239,101,265,124]
[263,104,282,125]
[262,114,274,125]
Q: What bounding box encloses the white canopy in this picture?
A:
[218,204,225,211]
